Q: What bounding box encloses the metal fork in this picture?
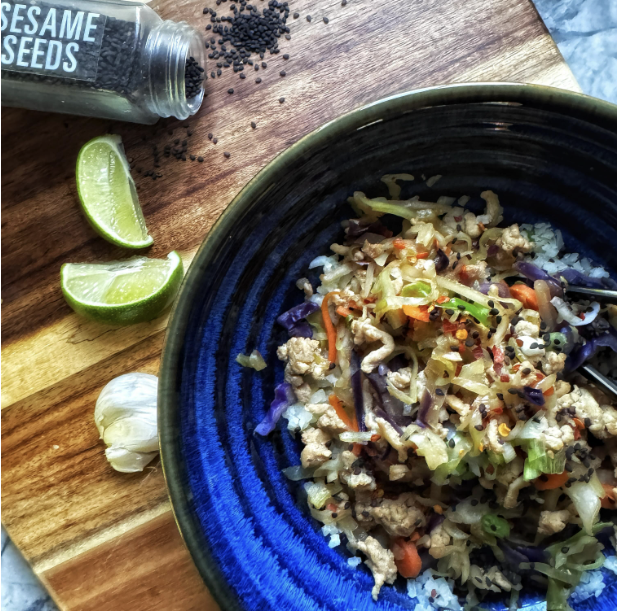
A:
[566,285,617,397]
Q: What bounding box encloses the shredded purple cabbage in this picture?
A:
[479,280,511,298]
[426,512,444,533]
[289,321,313,338]
[416,389,433,427]
[350,350,367,432]
[564,332,617,373]
[514,261,563,294]
[434,249,449,273]
[255,382,296,436]
[523,386,545,406]
[346,219,392,238]
[276,301,319,336]
[366,371,410,428]
[558,268,617,290]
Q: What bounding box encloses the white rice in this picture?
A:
[520,222,610,280]
[603,555,617,573]
[571,570,607,603]
[407,569,463,611]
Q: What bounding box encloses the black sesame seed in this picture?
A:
[323,16,329,23]
[293,11,299,17]
[488,300,495,308]
[256,77,262,83]
[228,88,234,94]
[471,499,479,506]
[283,53,289,60]
[449,439,456,448]
[213,137,218,144]
[279,97,285,103]
[224,151,231,158]
[306,15,312,21]
[251,121,257,129]
[280,70,286,76]
[475,425,484,431]
[435,388,445,396]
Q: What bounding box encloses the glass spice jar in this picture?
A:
[1,0,206,124]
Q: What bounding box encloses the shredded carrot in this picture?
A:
[329,394,358,432]
[370,434,381,442]
[403,305,430,322]
[351,443,363,456]
[543,387,554,397]
[535,471,569,490]
[326,503,338,513]
[392,538,422,579]
[336,306,351,318]
[416,251,429,259]
[574,418,585,430]
[535,372,545,382]
[437,296,450,304]
[458,343,466,355]
[322,292,339,364]
[433,238,439,250]
[601,483,617,509]
[509,284,539,310]
[455,364,462,377]
[393,238,407,250]
[516,339,523,347]
[444,244,452,256]
[433,504,444,514]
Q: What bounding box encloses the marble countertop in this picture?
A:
[1,0,616,610]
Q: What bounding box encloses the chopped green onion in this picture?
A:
[438,298,490,327]
[481,514,510,539]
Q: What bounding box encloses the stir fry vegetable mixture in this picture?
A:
[255,178,617,609]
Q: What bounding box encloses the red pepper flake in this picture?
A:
[543,387,554,397]
[486,464,494,474]
[370,434,381,442]
[454,216,462,222]
[458,343,466,355]
[455,364,463,377]
[326,503,338,512]
[579,312,586,320]
[500,374,510,382]
[516,339,523,347]
[431,589,438,598]
[472,345,485,359]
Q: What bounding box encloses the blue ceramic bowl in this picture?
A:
[159,83,617,610]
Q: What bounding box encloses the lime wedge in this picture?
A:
[76,135,153,249]
[61,252,183,325]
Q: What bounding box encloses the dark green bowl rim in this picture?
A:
[158,82,616,610]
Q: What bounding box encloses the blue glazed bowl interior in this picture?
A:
[160,85,617,611]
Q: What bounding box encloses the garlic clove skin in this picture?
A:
[105,446,158,473]
[95,372,159,473]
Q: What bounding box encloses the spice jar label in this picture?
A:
[1,0,107,81]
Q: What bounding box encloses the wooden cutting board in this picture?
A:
[1,0,580,609]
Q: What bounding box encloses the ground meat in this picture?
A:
[387,367,411,389]
[429,524,451,559]
[499,224,533,253]
[514,319,539,337]
[445,394,471,418]
[277,337,329,378]
[481,190,503,227]
[542,351,566,375]
[351,318,395,373]
[538,510,572,535]
[496,457,524,487]
[341,470,376,491]
[375,417,413,462]
[502,475,528,509]
[538,416,575,451]
[295,277,313,298]
[300,428,332,468]
[306,403,349,434]
[484,419,504,454]
[558,386,616,439]
[362,239,390,261]
[443,206,466,232]
[355,536,398,600]
[463,211,482,238]
[389,464,410,481]
[356,493,425,537]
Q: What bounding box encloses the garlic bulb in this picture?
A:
[94,373,159,473]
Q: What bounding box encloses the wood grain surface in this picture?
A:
[2,0,579,609]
